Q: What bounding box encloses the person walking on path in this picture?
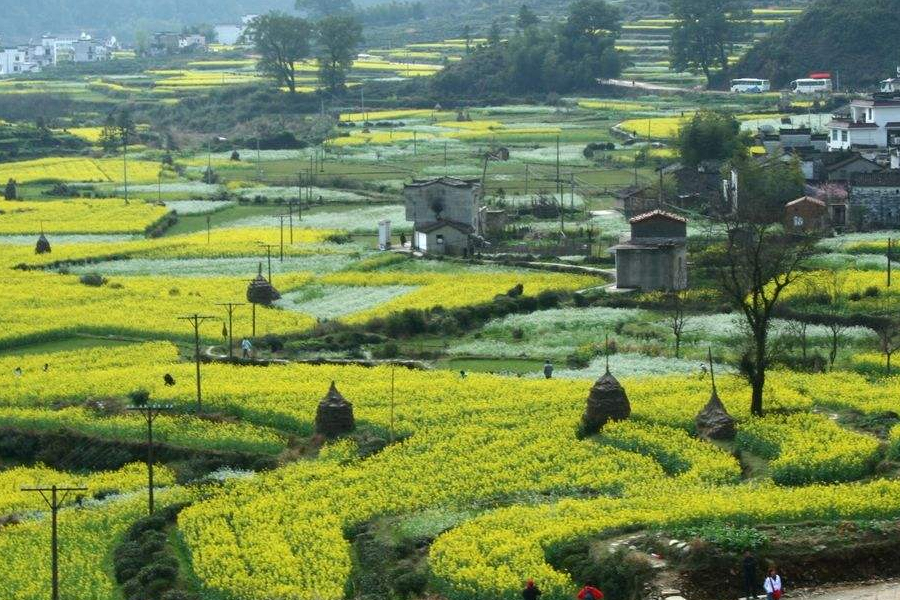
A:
[241,338,253,359]
[742,551,758,599]
[764,567,783,600]
[522,579,542,600]
[577,585,604,600]
[543,360,554,379]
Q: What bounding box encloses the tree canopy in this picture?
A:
[736,0,900,88]
[242,12,313,94]
[432,0,622,98]
[676,111,749,167]
[296,0,355,19]
[670,0,749,87]
[315,15,364,94]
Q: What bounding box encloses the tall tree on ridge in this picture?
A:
[670,0,750,87]
[242,12,313,93]
[316,14,363,94]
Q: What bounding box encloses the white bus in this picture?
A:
[790,78,833,94]
[730,78,770,93]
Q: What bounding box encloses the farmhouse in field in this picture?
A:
[610,209,688,292]
[404,177,484,256]
[848,171,900,229]
[784,196,829,234]
[827,92,900,152]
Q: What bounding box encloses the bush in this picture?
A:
[79,273,107,287]
[864,286,881,298]
[536,290,562,309]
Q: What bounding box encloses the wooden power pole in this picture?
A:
[178,314,215,412]
[126,402,173,515]
[21,484,88,600]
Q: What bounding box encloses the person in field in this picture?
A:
[241,338,253,359]
[543,360,554,379]
[764,567,783,600]
[577,584,604,600]
[742,551,758,599]
[522,579,541,600]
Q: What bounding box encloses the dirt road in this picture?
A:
[790,581,900,600]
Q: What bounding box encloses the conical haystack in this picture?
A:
[581,370,631,435]
[694,349,735,440]
[581,340,630,435]
[246,263,281,305]
[35,233,51,254]
[315,381,355,437]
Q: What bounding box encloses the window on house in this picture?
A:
[831,130,838,141]
[436,234,444,244]
[841,131,848,142]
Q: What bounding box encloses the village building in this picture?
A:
[149,32,207,56]
[881,68,900,93]
[848,171,900,229]
[615,162,723,218]
[610,210,688,291]
[784,196,829,234]
[404,177,484,256]
[760,127,829,155]
[827,93,900,152]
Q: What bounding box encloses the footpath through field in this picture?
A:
[778,580,900,600]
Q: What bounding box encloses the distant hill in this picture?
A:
[0,0,293,42]
[735,0,900,90]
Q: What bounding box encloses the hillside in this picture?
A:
[0,0,292,41]
[735,0,900,89]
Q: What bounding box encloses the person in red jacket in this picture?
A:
[522,579,542,600]
[577,585,604,600]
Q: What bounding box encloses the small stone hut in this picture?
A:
[315,381,356,437]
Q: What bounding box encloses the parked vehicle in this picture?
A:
[731,78,771,93]
[791,78,832,94]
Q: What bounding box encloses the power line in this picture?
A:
[215,303,246,360]
[21,484,88,600]
[125,403,174,515]
[177,314,216,412]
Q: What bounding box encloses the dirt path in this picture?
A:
[789,580,900,600]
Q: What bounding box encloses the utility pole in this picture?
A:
[256,137,262,181]
[126,402,173,515]
[215,302,245,360]
[278,215,286,262]
[123,129,129,203]
[258,243,276,284]
[555,135,561,201]
[21,484,88,600]
[524,163,529,195]
[287,202,295,243]
[390,363,396,443]
[889,237,893,288]
[177,314,215,413]
[206,215,211,244]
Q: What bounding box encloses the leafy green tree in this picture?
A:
[517,5,539,30]
[316,15,363,94]
[676,111,749,167]
[670,0,749,87]
[297,0,354,19]
[487,21,502,46]
[462,24,473,53]
[730,154,805,221]
[4,179,17,200]
[242,12,313,93]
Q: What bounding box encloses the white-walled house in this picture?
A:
[0,48,41,75]
[882,68,900,93]
[827,94,900,151]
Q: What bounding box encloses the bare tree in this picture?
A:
[663,289,691,359]
[719,220,818,416]
[876,320,900,375]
